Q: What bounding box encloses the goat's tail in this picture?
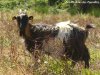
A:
[85,24,95,30]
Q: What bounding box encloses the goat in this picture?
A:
[12,10,95,68]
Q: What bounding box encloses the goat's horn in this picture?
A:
[19,9,22,14]
[23,9,27,14]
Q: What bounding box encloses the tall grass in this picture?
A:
[0,11,100,75]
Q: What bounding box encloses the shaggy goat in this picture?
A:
[12,10,95,68]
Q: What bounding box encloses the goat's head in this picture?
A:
[12,9,33,36]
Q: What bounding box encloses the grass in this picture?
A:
[0,10,100,75]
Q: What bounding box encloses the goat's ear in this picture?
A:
[12,16,16,20]
[29,16,33,20]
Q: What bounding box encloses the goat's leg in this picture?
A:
[63,43,77,68]
[84,59,89,68]
[84,52,90,68]
[83,45,90,68]
[33,40,44,60]
[25,39,35,53]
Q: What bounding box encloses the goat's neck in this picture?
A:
[24,23,32,38]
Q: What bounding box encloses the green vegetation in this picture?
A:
[0,0,100,75]
[0,0,100,16]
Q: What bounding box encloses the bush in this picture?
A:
[34,1,49,14]
[0,1,18,10]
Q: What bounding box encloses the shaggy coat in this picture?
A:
[13,10,95,68]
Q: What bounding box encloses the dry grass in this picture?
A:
[0,11,100,75]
